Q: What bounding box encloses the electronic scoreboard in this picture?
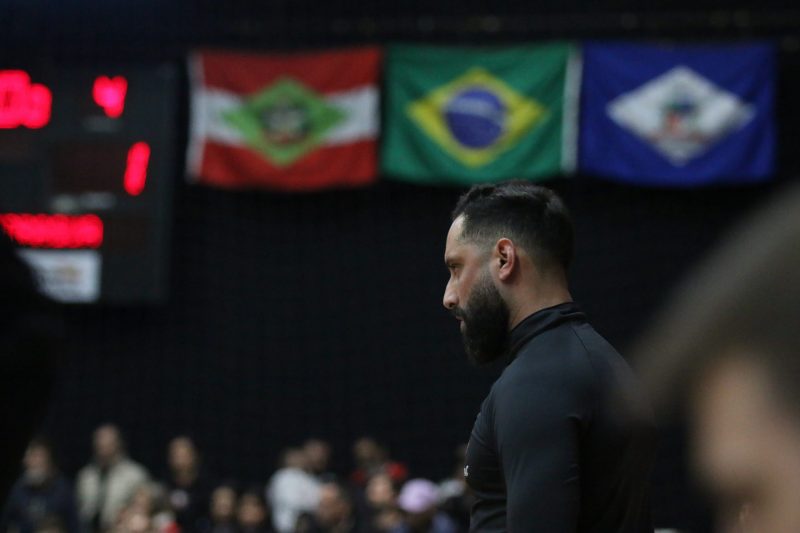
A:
[0,64,177,304]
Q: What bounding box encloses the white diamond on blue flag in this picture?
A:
[607,66,755,166]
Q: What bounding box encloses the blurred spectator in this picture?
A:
[163,436,210,532]
[76,424,150,532]
[34,515,68,533]
[636,185,800,532]
[112,483,178,533]
[110,509,153,533]
[267,448,320,533]
[237,488,274,533]
[295,482,359,533]
[437,446,470,533]
[362,473,402,532]
[1,438,79,533]
[302,440,333,482]
[0,233,60,503]
[391,480,456,533]
[349,439,407,488]
[199,483,238,533]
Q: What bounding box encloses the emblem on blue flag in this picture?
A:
[607,66,754,166]
[580,42,775,186]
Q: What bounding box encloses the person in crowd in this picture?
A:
[295,482,359,533]
[34,515,68,533]
[390,480,456,533]
[162,436,210,532]
[198,483,238,533]
[437,446,470,533]
[441,183,655,531]
[112,483,178,533]
[362,473,402,532]
[348,439,407,489]
[267,448,321,533]
[110,509,153,533]
[636,185,800,533]
[302,440,334,482]
[0,233,60,504]
[237,488,274,533]
[1,438,80,533]
[76,424,150,532]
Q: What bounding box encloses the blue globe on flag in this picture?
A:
[444,87,506,149]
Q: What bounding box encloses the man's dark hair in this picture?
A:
[452,181,574,273]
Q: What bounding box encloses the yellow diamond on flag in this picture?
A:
[406,67,548,168]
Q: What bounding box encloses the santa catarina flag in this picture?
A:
[381,44,580,185]
[187,47,381,191]
[579,42,776,186]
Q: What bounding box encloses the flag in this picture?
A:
[381,44,580,185]
[579,42,775,186]
[187,47,381,191]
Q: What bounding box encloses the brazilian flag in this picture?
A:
[382,44,579,185]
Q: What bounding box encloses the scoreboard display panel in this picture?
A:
[0,64,177,304]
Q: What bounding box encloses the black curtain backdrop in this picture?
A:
[5,1,800,530]
[43,177,777,531]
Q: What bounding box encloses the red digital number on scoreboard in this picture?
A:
[124,142,151,196]
[0,70,52,129]
[0,213,103,249]
[93,75,128,118]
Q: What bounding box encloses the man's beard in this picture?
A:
[453,271,511,365]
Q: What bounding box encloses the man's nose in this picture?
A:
[443,280,457,310]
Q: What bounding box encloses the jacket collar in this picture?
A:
[508,301,585,358]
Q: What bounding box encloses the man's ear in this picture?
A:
[494,238,516,282]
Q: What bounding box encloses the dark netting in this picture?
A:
[4,1,800,531]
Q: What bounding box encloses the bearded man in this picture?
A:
[442,182,655,532]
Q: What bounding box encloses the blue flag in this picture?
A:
[579,42,775,186]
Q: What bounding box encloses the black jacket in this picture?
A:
[465,303,656,532]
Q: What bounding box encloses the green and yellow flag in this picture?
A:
[381,44,579,185]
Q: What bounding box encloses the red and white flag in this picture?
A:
[187,47,381,191]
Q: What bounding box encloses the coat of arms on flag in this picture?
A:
[382,44,579,185]
[187,47,381,191]
[223,78,347,167]
[607,66,755,166]
[579,42,775,186]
